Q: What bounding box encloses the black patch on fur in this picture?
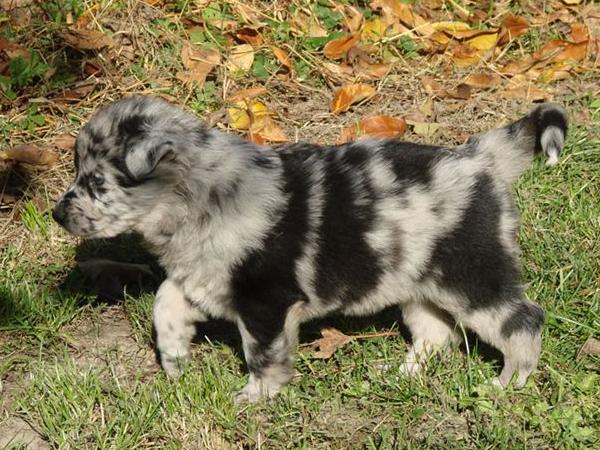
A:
[231,151,310,348]
[501,303,544,338]
[314,145,382,304]
[251,153,278,169]
[380,141,442,188]
[425,173,522,309]
[118,114,148,140]
[109,157,143,188]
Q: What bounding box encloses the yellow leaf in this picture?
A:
[227,100,270,130]
[431,21,471,32]
[466,32,498,51]
[362,18,387,41]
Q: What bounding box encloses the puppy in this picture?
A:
[53,96,567,402]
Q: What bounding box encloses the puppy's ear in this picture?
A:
[124,136,174,180]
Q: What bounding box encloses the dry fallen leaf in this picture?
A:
[451,44,484,68]
[465,32,498,51]
[226,86,267,102]
[503,81,549,102]
[227,100,287,143]
[498,15,529,46]
[408,121,443,137]
[463,73,500,89]
[271,46,292,71]
[54,80,97,102]
[420,76,445,96]
[538,62,572,83]
[570,23,589,44]
[576,337,600,359]
[362,18,387,41]
[228,99,269,130]
[324,34,360,59]
[339,115,407,143]
[226,44,254,75]
[344,5,364,33]
[61,28,114,50]
[445,83,472,100]
[330,83,376,113]
[235,28,263,46]
[176,42,220,86]
[355,60,391,80]
[310,328,353,359]
[250,119,288,143]
[1,144,57,166]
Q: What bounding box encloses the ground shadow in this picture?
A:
[54,233,503,372]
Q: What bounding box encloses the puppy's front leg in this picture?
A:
[153,279,206,378]
[235,310,300,403]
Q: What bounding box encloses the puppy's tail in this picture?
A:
[473,103,568,183]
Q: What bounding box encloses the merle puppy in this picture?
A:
[53,96,567,402]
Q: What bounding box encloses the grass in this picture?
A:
[1,0,600,448]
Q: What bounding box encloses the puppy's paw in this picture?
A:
[399,361,422,376]
[160,354,189,379]
[234,384,262,404]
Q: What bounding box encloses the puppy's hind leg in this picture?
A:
[459,300,544,388]
[154,279,207,378]
[400,301,460,376]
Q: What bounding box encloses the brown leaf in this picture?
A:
[355,60,391,80]
[445,83,472,100]
[177,42,220,86]
[420,76,445,96]
[61,28,114,50]
[310,328,353,359]
[570,23,589,44]
[1,144,57,166]
[500,56,536,75]
[247,131,266,145]
[236,28,263,46]
[322,62,354,80]
[533,40,587,63]
[498,15,529,46]
[324,34,360,60]
[330,83,376,113]
[53,80,97,102]
[463,73,500,89]
[250,120,288,143]
[271,46,292,71]
[577,337,600,359]
[344,5,364,33]
[503,81,549,102]
[226,86,267,102]
[451,44,485,68]
[339,115,407,143]
[53,133,76,151]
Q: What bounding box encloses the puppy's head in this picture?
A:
[53,96,205,238]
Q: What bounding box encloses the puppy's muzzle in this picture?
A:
[52,201,68,226]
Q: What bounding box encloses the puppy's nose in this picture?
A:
[52,202,67,226]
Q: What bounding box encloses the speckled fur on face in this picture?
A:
[54,96,567,402]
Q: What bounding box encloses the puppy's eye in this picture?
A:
[92,173,105,187]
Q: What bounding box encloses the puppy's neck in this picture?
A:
[135,131,286,268]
